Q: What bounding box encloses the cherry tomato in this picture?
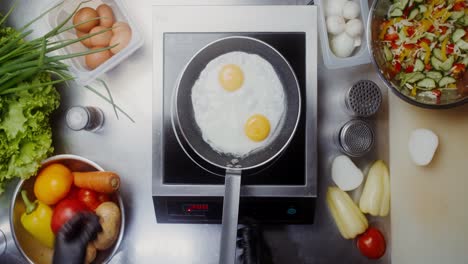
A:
[384,33,399,41]
[453,2,465,11]
[77,189,110,211]
[51,199,89,234]
[356,227,386,259]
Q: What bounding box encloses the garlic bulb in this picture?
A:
[325,0,344,17]
[331,32,355,58]
[345,19,363,37]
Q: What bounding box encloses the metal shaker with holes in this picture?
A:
[345,80,382,117]
[337,119,375,157]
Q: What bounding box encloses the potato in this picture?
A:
[94,202,121,250]
[85,244,97,264]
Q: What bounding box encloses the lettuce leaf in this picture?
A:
[0,72,59,193]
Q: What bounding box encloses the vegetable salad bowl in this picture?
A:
[9,154,125,264]
[368,0,468,109]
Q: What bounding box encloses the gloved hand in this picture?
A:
[53,212,102,264]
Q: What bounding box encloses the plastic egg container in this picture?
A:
[44,0,143,85]
[316,0,370,69]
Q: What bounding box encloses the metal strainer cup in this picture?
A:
[345,80,382,117]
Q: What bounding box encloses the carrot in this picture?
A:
[73,171,120,194]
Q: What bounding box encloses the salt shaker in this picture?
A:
[66,106,105,132]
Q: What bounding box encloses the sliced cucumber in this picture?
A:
[463,57,468,66]
[418,4,427,13]
[417,78,437,89]
[414,59,425,71]
[409,9,419,20]
[399,0,409,9]
[440,56,454,71]
[424,33,435,41]
[452,28,466,42]
[451,11,464,20]
[439,33,449,42]
[426,71,443,81]
[414,0,423,3]
[407,72,426,83]
[456,39,468,50]
[431,56,443,71]
[390,8,404,17]
[464,15,468,27]
[433,48,443,61]
[384,45,393,61]
[439,76,457,87]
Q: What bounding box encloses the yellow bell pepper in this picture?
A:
[359,160,390,217]
[20,190,55,248]
[420,41,431,65]
[441,38,449,61]
[327,187,368,239]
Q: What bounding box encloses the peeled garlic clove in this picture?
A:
[332,155,364,191]
[327,16,346,35]
[345,19,363,38]
[408,129,439,166]
[342,1,361,20]
[331,32,355,58]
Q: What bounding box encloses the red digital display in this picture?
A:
[184,204,209,212]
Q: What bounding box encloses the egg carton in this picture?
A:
[43,0,144,86]
[316,0,370,69]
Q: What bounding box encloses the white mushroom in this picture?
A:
[327,16,346,35]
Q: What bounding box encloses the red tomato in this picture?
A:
[51,199,89,234]
[407,27,415,37]
[403,43,417,49]
[453,2,465,11]
[418,38,431,46]
[403,4,414,17]
[394,61,402,73]
[425,64,432,71]
[440,26,448,35]
[77,189,110,211]
[405,65,414,73]
[384,33,399,41]
[356,227,386,259]
[428,25,435,33]
[453,63,466,74]
[390,42,398,49]
[66,186,80,199]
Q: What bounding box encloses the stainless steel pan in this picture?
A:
[174,36,300,264]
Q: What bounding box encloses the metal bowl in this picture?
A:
[9,154,125,264]
[367,0,468,109]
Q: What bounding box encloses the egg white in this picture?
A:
[191,51,286,157]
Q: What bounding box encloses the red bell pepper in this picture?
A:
[51,199,89,234]
[384,33,399,41]
[453,2,465,11]
[77,189,110,211]
[446,44,455,55]
[405,65,415,73]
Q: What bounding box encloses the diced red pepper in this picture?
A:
[404,43,417,49]
[432,89,442,104]
[391,42,399,49]
[447,43,455,54]
[453,63,466,74]
[440,26,448,35]
[453,2,465,11]
[403,4,415,17]
[405,65,415,73]
[384,33,399,41]
[407,27,416,37]
[425,64,432,71]
[418,38,431,46]
[429,25,435,33]
[394,61,402,73]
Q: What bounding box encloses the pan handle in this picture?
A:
[219,169,242,264]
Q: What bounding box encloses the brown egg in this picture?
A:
[73,7,99,33]
[96,4,115,28]
[85,47,112,70]
[89,26,113,47]
[112,21,131,33]
[109,24,132,54]
[75,30,93,48]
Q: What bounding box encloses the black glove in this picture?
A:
[53,212,102,264]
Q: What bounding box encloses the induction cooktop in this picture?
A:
[152,7,318,224]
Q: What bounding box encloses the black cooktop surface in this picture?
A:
[163,32,306,186]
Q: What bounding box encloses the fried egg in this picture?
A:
[191,51,285,157]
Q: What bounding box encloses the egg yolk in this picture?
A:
[218,64,244,92]
[244,114,271,142]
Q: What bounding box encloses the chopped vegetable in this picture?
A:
[381,0,468,102]
[408,128,439,166]
[78,188,110,211]
[33,163,73,205]
[94,202,121,250]
[359,160,390,217]
[51,198,89,234]
[326,187,368,239]
[73,171,121,194]
[331,155,364,191]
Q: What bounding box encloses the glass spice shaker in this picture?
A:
[66,106,105,132]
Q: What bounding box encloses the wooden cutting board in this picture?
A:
[389,93,468,263]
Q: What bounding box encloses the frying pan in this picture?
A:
[174,36,301,264]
